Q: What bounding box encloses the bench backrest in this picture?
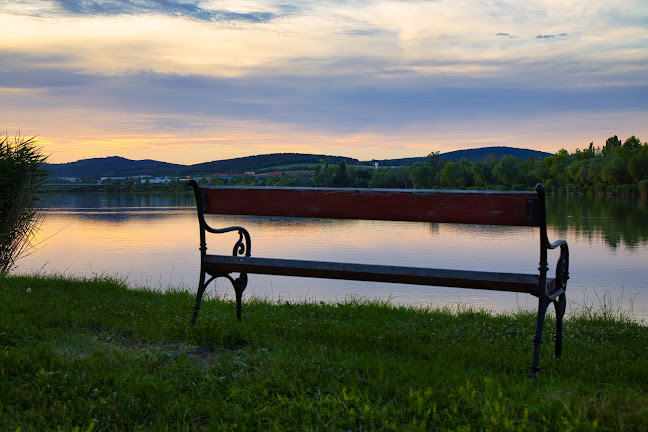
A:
[191,183,545,227]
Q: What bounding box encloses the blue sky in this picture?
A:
[1,0,647,164]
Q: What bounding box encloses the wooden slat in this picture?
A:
[199,186,541,227]
[203,255,543,293]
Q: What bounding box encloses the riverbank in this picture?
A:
[1,274,647,430]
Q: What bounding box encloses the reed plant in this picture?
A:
[0,133,48,275]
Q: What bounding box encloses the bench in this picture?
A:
[188,180,569,377]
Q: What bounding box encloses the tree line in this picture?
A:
[211,135,647,196]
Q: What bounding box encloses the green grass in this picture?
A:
[1,275,647,431]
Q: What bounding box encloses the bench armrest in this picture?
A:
[547,238,568,250]
[546,238,569,299]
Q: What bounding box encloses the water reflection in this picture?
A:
[40,192,196,209]
[15,192,648,320]
[547,196,648,250]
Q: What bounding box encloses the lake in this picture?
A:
[16,192,648,321]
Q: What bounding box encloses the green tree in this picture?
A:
[439,161,460,187]
[410,162,436,188]
[332,160,349,187]
[0,134,49,274]
[603,135,622,157]
[348,168,372,188]
[628,145,648,183]
[527,158,550,185]
[544,149,571,187]
[493,155,525,186]
[602,156,631,185]
[369,167,399,188]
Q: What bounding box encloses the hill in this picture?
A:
[365,146,551,166]
[46,147,552,179]
[48,156,185,178]
[185,153,357,176]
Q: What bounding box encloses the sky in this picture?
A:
[1,0,647,165]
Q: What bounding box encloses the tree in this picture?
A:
[410,162,436,188]
[544,149,571,186]
[602,156,631,185]
[493,155,525,186]
[603,135,622,157]
[439,161,460,187]
[332,160,349,187]
[0,134,49,275]
[628,145,648,183]
[527,158,550,185]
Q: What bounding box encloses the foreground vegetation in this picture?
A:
[0,134,48,275]
[1,275,647,431]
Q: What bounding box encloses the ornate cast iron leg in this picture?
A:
[224,273,248,321]
[190,266,208,326]
[530,295,549,378]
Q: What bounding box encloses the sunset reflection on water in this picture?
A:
[16,194,648,320]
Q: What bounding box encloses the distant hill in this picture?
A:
[440,146,551,162]
[186,153,358,176]
[47,147,552,179]
[365,146,551,166]
[48,156,185,178]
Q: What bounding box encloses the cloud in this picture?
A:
[2,0,647,163]
[3,0,277,23]
[536,33,568,39]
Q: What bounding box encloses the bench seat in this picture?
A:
[203,255,551,294]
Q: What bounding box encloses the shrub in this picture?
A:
[0,134,48,275]
[616,184,638,196]
[639,179,648,197]
[544,179,555,194]
[594,183,607,195]
[605,185,617,196]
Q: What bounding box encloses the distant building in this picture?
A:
[141,177,171,184]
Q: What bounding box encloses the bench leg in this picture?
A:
[233,273,248,321]
[530,295,549,378]
[190,268,215,326]
[553,293,566,358]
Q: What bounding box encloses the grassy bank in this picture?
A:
[1,275,647,431]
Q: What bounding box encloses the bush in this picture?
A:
[544,179,555,194]
[595,183,607,195]
[0,134,48,275]
[605,185,617,196]
[616,184,638,196]
[639,179,648,197]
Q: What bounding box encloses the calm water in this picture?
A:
[16,192,648,320]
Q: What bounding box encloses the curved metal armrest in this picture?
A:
[547,239,569,298]
[202,220,252,257]
[547,238,568,250]
[204,223,247,236]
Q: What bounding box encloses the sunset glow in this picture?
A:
[1,1,646,164]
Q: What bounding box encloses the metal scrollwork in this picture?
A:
[233,229,251,257]
[554,243,569,292]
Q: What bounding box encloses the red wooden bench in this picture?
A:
[188,181,569,377]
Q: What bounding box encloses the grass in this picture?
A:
[1,274,647,431]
